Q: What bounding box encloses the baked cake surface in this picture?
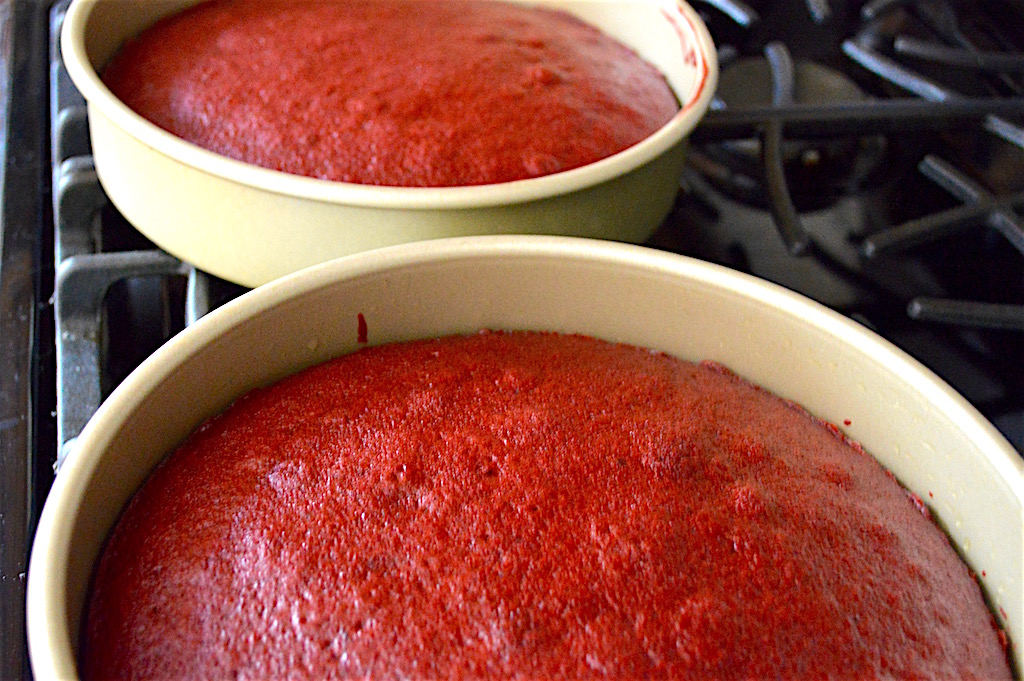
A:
[101,0,680,187]
[81,331,1011,679]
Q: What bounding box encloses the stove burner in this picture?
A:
[705,45,888,215]
[678,0,1024,450]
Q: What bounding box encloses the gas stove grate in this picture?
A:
[690,0,1024,332]
[50,0,246,468]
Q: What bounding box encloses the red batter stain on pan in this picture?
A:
[357,313,368,344]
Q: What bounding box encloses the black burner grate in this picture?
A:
[49,0,246,468]
[674,0,1024,448]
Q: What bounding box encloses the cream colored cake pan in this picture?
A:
[27,236,1022,678]
[61,0,718,287]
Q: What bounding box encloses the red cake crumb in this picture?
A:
[100,0,679,187]
[81,331,1012,679]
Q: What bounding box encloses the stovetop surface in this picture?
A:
[1,1,52,678]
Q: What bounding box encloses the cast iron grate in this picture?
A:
[692,0,1024,331]
[49,0,246,468]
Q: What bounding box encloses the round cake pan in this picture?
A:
[60,0,718,287]
[27,236,1022,678]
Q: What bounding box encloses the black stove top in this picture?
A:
[2,0,1023,677]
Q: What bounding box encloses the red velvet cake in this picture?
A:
[100,0,680,187]
[81,331,1011,679]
